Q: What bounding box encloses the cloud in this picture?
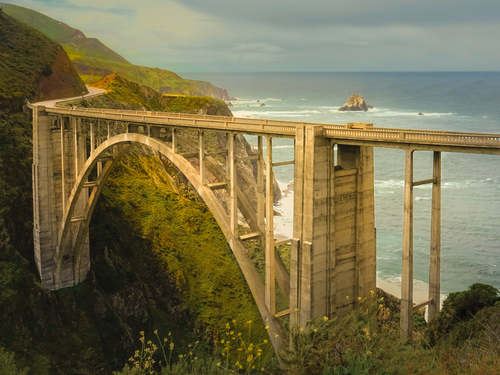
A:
[4,0,500,71]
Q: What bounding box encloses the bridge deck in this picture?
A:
[45,107,500,155]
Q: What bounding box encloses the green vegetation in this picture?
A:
[72,56,230,98]
[101,152,268,345]
[0,12,85,109]
[0,347,29,375]
[115,288,500,374]
[61,74,232,115]
[1,2,76,42]
[0,2,130,64]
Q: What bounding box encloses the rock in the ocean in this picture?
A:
[227,101,233,107]
[260,103,266,107]
[338,94,373,112]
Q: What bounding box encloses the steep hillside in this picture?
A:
[0,2,130,64]
[61,73,233,115]
[0,11,87,111]
[72,56,233,101]
[1,3,233,101]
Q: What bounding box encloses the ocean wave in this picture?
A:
[233,109,320,118]
[375,179,497,190]
[330,108,456,117]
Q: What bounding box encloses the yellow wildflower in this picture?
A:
[154,329,158,335]
[346,296,349,299]
[247,320,252,324]
[324,316,329,322]
[265,325,269,330]
[299,327,304,332]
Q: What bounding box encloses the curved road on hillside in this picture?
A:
[34,86,105,108]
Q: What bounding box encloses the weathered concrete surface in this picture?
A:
[291,127,376,327]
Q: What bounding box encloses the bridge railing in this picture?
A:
[45,107,500,148]
[324,127,500,146]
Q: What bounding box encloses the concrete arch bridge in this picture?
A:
[31,106,500,351]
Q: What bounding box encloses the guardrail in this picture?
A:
[43,106,500,149]
[324,127,500,147]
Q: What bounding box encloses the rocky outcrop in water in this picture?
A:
[338,94,373,112]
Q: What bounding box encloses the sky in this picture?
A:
[4,0,500,72]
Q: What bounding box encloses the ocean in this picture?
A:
[184,72,500,296]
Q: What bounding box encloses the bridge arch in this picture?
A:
[52,131,286,349]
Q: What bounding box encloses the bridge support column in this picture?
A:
[401,149,414,340]
[199,131,205,186]
[33,107,90,290]
[292,126,376,328]
[228,133,238,238]
[428,151,441,322]
[265,136,276,316]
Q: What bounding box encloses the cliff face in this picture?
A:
[38,46,88,100]
[0,12,87,111]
